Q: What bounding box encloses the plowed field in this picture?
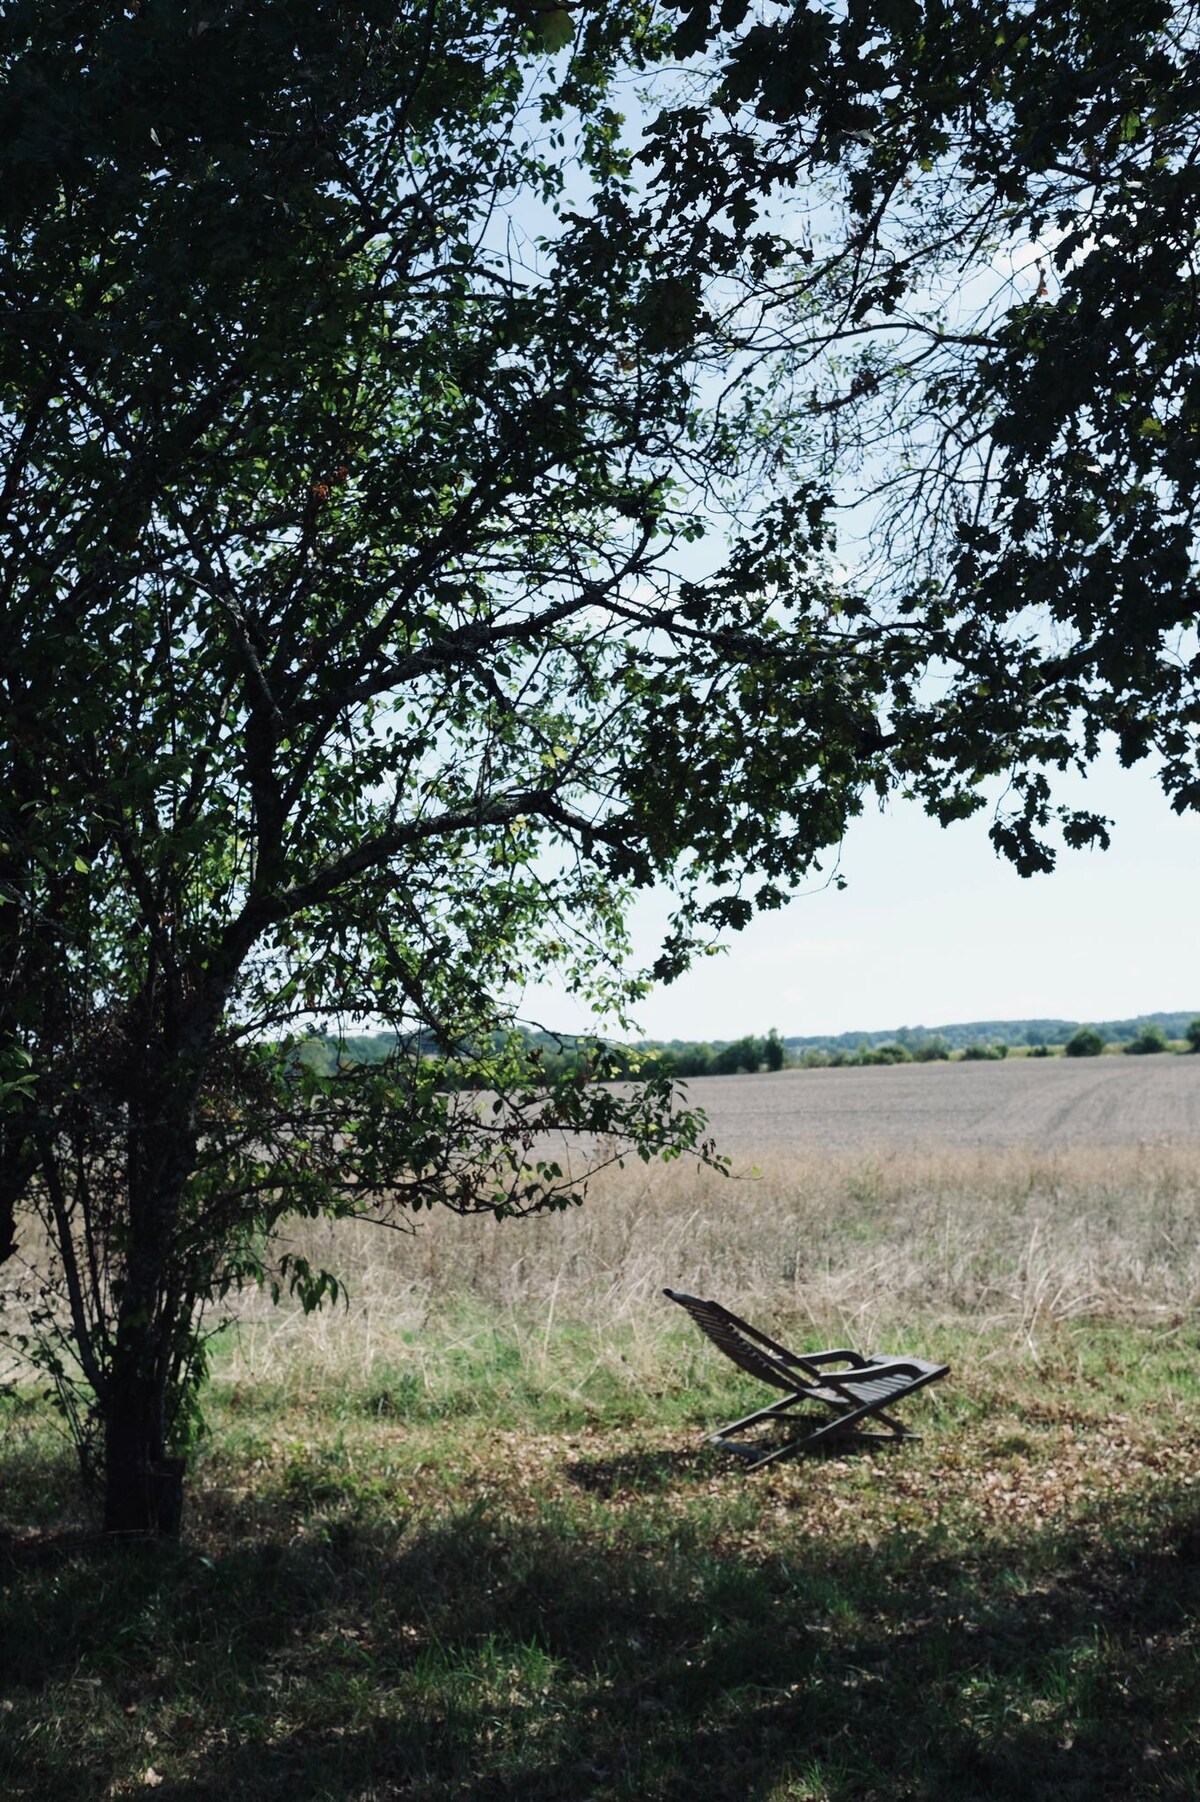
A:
[681,1052,1200,1152]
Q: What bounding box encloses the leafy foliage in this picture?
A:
[0,0,818,1529]
[651,0,1200,867]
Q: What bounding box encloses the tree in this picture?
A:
[6,0,1195,1539]
[1187,1020,1200,1052]
[711,1035,763,1074]
[1125,1023,1169,1054]
[1065,1026,1106,1058]
[652,0,1200,867]
[0,0,924,1534]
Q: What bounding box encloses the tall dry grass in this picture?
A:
[6,1140,1198,1398]
[220,1142,1200,1395]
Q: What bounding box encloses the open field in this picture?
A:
[669,1053,1200,1153]
[4,1063,1200,1798]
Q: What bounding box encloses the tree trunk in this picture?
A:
[102,1071,198,1538]
[103,1448,186,1537]
[102,1334,185,1537]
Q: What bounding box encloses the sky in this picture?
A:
[523,746,1200,1042]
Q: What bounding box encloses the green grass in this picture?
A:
[4,1313,1200,1800]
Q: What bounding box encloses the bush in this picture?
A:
[711,1036,763,1075]
[1028,1044,1053,1058]
[860,1043,913,1065]
[799,1049,830,1068]
[912,1038,950,1061]
[1186,1019,1200,1053]
[1125,1023,1168,1055]
[962,1043,1005,1061]
[1065,1026,1105,1058]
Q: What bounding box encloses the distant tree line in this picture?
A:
[296,1029,790,1082]
[793,1038,954,1067]
[623,1032,788,1078]
[1066,1021,1200,1057]
[295,1015,1200,1081]
[783,1012,1200,1056]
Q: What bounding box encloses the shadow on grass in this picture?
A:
[564,1430,904,1498]
[563,1443,717,1495]
[3,1456,1200,1802]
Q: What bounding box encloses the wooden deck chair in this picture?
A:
[665,1288,948,1469]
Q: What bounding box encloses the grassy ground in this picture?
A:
[4,1145,1200,1799]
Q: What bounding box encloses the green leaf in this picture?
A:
[538,8,575,54]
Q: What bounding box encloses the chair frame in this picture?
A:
[664,1288,948,1469]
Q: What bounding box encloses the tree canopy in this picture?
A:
[0,0,887,1532]
[654,0,1200,867]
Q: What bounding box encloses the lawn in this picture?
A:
[3,1139,1200,1799]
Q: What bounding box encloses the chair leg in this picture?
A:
[713,1391,805,1441]
[746,1397,912,1470]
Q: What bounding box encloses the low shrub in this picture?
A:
[1125,1023,1168,1056]
[1065,1026,1105,1058]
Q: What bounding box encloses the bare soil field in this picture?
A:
[679,1052,1200,1155]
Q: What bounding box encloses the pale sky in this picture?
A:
[524,746,1200,1042]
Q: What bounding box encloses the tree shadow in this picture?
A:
[3,1470,1200,1799]
[563,1443,716,1495]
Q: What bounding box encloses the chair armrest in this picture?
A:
[826,1358,942,1388]
[789,1347,871,1370]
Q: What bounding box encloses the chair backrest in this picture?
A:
[664,1289,810,1392]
